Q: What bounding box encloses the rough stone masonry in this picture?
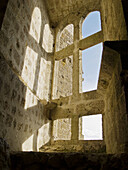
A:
[0,0,128,169]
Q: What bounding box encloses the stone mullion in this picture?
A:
[71,115,79,142]
[51,28,58,100]
[72,24,80,98]
[71,23,80,142]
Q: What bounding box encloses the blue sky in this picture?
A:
[82,114,103,140]
[82,11,103,92]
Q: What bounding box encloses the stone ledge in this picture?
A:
[39,142,106,153]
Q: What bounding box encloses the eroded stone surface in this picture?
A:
[0,0,128,157]
[0,138,10,170]
[11,152,128,170]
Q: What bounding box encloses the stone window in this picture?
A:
[81,11,103,92]
[52,10,104,100]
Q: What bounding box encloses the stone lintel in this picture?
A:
[79,31,104,51]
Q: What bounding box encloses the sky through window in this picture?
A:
[82,11,103,92]
[81,12,103,140]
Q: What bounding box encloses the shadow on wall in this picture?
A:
[0,52,51,151]
[0,0,54,151]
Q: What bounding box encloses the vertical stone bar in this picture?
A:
[71,115,79,142]
[72,23,80,98]
[51,29,57,100]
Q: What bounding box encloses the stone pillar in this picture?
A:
[72,23,80,98]
[71,115,79,143]
[51,28,58,100]
[104,41,128,153]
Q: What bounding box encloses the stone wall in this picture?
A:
[0,0,53,151]
[0,138,10,170]
[0,0,54,102]
[48,45,121,153]
[104,48,128,153]
[0,0,9,29]
[101,0,127,41]
[0,53,51,151]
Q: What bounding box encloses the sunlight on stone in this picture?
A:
[53,118,71,140]
[22,134,34,151]
[24,87,38,110]
[21,46,38,90]
[56,24,74,51]
[37,122,50,151]
[36,58,49,101]
[29,7,41,43]
[42,24,53,52]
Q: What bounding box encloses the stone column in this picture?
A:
[51,28,58,100]
[72,23,80,98]
[71,115,79,143]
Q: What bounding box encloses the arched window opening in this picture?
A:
[82,11,103,92]
[82,11,101,39]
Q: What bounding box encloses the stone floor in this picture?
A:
[11,152,128,170]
